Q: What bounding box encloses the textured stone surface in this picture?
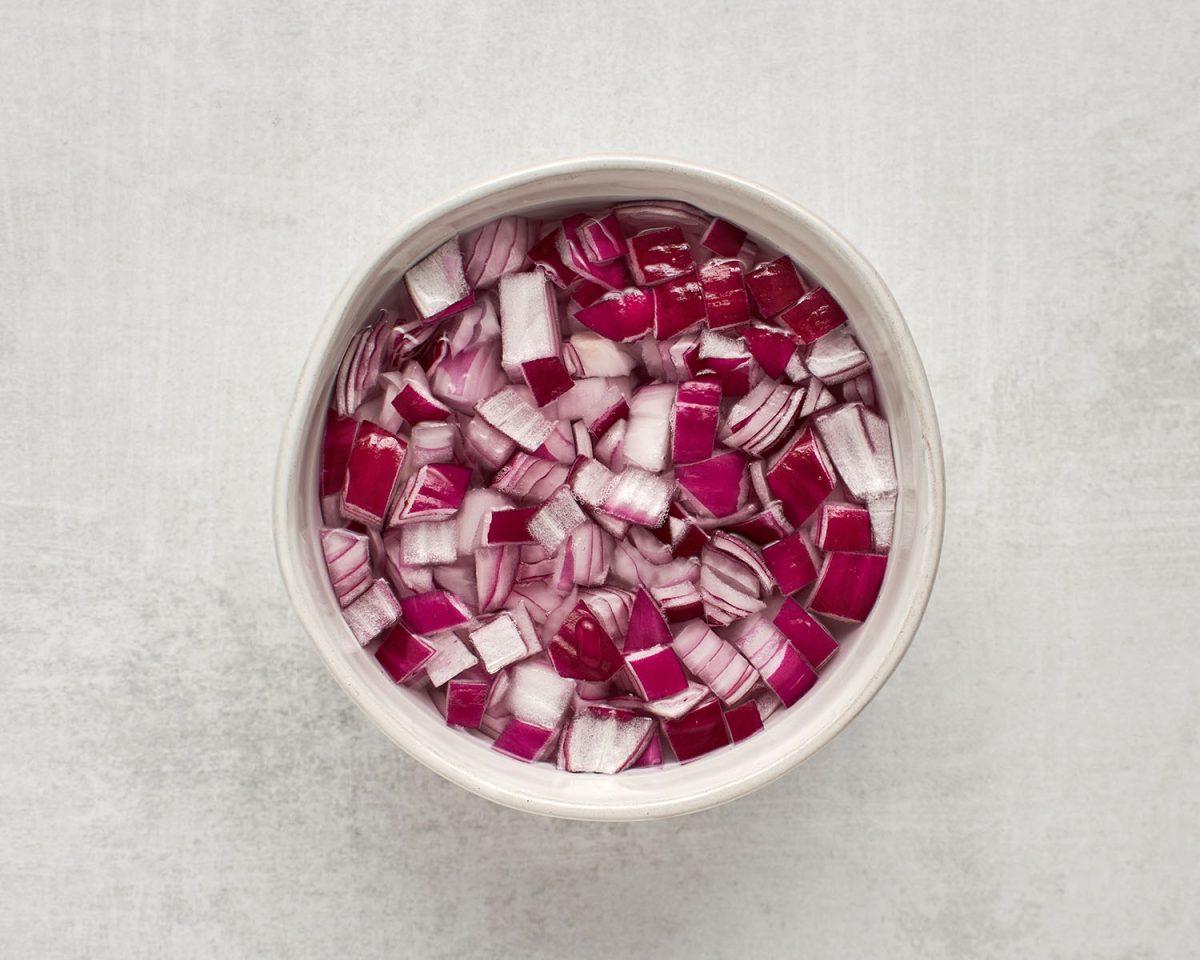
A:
[2,2,1198,957]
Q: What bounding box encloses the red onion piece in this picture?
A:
[341,422,408,527]
[745,255,808,318]
[388,463,471,526]
[723,700,765,743]
[574,287,654,342]
[765,426,836,526]
[445,675,493,728]
[320,527,372,607]
[547,600,624,681]
[502,658,574,728]
[557,214,630,290]
[492,453,569,502]
[493,718,558,762]
[321,412,358,497]
[675,452,747,519]
[808,551,887,622]
[462,216,534,290]
[400,590,472,635]
[805,328,869,385]
[405,239,475,323]
[699,258,751,329]
[778,287,849,343]
[662,698,731,762]
[671,380,722,464]
[565,332,639,377]
[623,384,676,472]
[628,227,695,286]
[625,645,689,700]
[528,486,587,552]
[630,733,664,767]
[815,502,873,552]
[773,597,839,670]
[651,276,706,340]
[761,530,820,595]
[467,612,529,673]
[701,217,748,257]
[673,621,759,705]
[342,578,402,645]
[737,323,801,379]
[577,212,626,263]
[726,502,793,545]
[601,467,672,528]
[558,705,655,773]
[624,588,674,652]
[375,623,437,684]
[527,229,576,289]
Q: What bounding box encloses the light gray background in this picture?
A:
[2,1,1197,957]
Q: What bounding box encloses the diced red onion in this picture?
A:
[627,227,695,287]
[805,328,869,385]
[388,463,471,525]
[737,323,801,379]
[726,502,793,545]
[698,258,751,329]
[476,544,519,613]
[527,228,577,289]
[624,588,674,652]
[675,451,747,519]
[492,718,558,762]
[342,578,402,645]
[672,380,722,464]
[601,467,672,528]
[445,675,493,728]
[321,412,359,496]
[577,212,626,263]
[777,286,848,343]
[813,402,897,502]
[462,216,534,290]
[662,698,731,762]
[400,590,472,634]
[815,502,873,552]
[624,645,689,700]
[375,623,437,684]
[651,276,706,340]
[725,616,817,707]
[334,319,389,416]
[501,658,575,727]
[558,705,655,773]
[398,519,458,566]
[547,600,623,681]
[527,485,587,552]
[341,422,408,527]
[565,332,639,377]
[761,530,820,595]
[320,527,372,606]
[765,426,836,525]
[745,255,808,318]
[429,338,507,414]
[701,217,748,258]
[723,700,765,743]
[574,287,654,342]
[808,551,888,622]
[492,453,569,502]
[467,612,529,673]
[405,238,475,322]
[673,621,759,704]
[774,597,839,670]
[476,387,556,452]
[557,214,630,290]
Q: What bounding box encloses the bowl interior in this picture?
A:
[274,158,944,820]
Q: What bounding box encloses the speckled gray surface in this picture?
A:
[2,2,1198,957]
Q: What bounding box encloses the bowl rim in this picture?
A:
[273,154,946,820]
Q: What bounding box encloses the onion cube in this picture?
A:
[342,578,401,645]
[503,658,575,727]
[558,706,655,773]
[701,218,748,258]
[405,238,474,322]
[400,590,472,634]
[652,276,706,340]
[761,530,821,595]
[675,451,748,519]
[808,551,888,623]
[493,718,559,762]
[341,421,407,527]
[672,380,722,464]
[662,698,731,762]
[548,600,623,681]
[815,502,873,552]
[468,613,529,674]
[628,227,694,286]
[578,213,625,263]
[476,387,556,452]
[399,519,458,566]
[424,633,479,686]
[445,676,492,728]
[481,506,539,545]
[723,700,765,743]
[374,623,436,684]
[602,467,672,528]
[773,598,839,670]
[745,256,807,318]
[528,486,587,552]
[625,644,689,700]
[805,328,869,385]
[321,412,358,497]
[320,527,372,607]
[765,427,836,526]
[699,258,751,329]
[673,621,759,705]
[778,287,848,343]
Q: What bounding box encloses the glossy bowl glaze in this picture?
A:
[274,156,945,820]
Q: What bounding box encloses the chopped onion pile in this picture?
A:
[317,201,896,773]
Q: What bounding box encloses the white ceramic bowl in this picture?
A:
[274,156,945,821]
